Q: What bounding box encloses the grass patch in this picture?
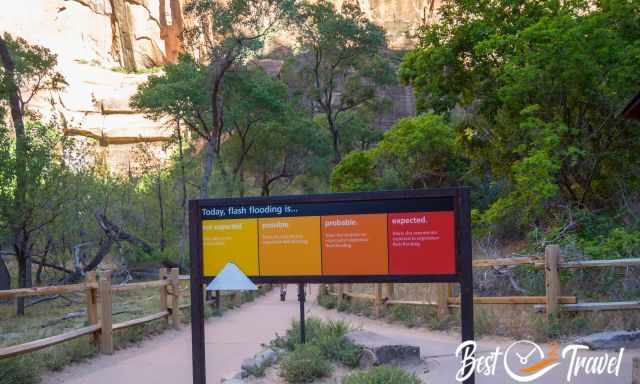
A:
[279,344,332,383]
[0,356,40,384]
[273,317,362,381]
[317,292,337,309]
[343,365,422,384]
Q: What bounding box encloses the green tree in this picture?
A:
[182,0,295,197]
[292,0,394,163]
[331,113,465,192]
[0,33,67,314]
[399,0,640,233]
[245,115,331,196]
[221,68,291,196]
[330,150,378,192]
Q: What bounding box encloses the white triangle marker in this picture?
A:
[206,262,257,291]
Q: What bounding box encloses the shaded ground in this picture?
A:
[42,286,640,384]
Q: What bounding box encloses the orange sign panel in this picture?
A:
[321,214,388,275]
[202,219,259,276]
[258,217,322,276]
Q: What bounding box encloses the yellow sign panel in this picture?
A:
[202,219,259,276]
[258,217,322,276]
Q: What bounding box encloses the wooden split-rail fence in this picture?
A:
[0,268,194,360]
[1,244,639,361]
[327,245,640,319]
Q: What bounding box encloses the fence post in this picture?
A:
[169,268,181,329]
[99,271,113,355]
[545,245,561,319]
[85,271,98,346]
[374,283,383,317]
[159,268,168,325]
[383,283,394,300]
[436,283,449,319]
[337,284,344,307]
[632,357,640,384]
[233,292,242,306]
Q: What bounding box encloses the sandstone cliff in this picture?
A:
[1,0,429,171]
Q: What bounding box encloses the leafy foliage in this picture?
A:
[400,0,640,237]
[291,0,394,162]
[274,318,362,368]
[279,344,332,383]
[331,113,466,191]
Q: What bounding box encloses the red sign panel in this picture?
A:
[387,211,456,275]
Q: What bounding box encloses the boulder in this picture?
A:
[576,331,640,351]
[240,348,278,378]
[345,330,421,368]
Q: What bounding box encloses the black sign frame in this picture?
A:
[189,188,474,384]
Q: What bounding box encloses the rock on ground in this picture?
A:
[575,331,640,350]
[345,330,421,369]
[241,348,278,378]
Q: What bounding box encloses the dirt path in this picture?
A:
[43,288,301,384]
[43,286,640,384]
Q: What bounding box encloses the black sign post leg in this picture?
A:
[458,189,475,384]
[298,283,306,344]
[190,201,206,384]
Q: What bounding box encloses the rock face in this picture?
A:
[575,331,640,351]
[1,0,424,171]
[0,0,182,172]
[342,0,441,49]
[345,330,421,368]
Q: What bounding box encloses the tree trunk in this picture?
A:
[261,172,271,196]
[0,255,10,291]
[200,139,217,198]
[328,121,341,164]
[332,132,341,163]
[239,168,245,197]
[15,238,32,315]
[157,176,166,252]
[176,121,188,267]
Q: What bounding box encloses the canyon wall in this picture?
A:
[0,0,433,171]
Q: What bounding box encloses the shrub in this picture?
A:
[388,304,423,328]
[272,318,362,368]
[343,365,422,384]
[348,300,372,317]
[429,315,452,331]
[317,292,337,309]
[0,356,40,384]
[273,318,327,351]
[42,339,97,371]
[310,321,361,367]
[280,344,332,383]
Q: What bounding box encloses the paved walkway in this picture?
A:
[43,287,639,384]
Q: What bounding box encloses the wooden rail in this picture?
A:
[331,245,640,320]
[0,283,98,300]
[111,280,168,292]
[0,268,184,360]
[0,324,101,359]
[473,257,543,268]
[534,301,640,312]
[113,311,170,331]
[560,258,640,268]
[346,296,577,306]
